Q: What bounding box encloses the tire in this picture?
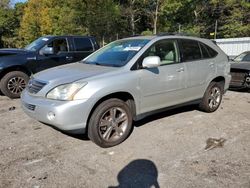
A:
[0,71,29,98]
[199,82,223,113]
[88,98,133,148]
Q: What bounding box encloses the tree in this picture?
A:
[85,0,121,45]
[0,1,25,47]
[119,0,144,35]
[18,0,42,45]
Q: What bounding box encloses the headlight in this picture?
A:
[46,81,87,100]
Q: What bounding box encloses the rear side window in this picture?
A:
[179,39,201,62]
[73,38,93,51]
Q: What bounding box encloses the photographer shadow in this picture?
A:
[109,159,160,188]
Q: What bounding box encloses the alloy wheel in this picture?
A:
[7,77,26,94]
[98,107,128,142]
[208,87,221,110]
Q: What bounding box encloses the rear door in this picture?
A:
[178,39,217,101]
[72,37,95,62]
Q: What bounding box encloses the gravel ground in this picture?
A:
[0,91,250,188]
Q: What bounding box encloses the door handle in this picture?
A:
[66,56,73,61]
[209,62,214,67]
[176,67,184,72]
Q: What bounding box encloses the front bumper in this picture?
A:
[21,90,93,133]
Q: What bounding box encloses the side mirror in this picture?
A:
[40,46,54,55]
[142,56,161,68]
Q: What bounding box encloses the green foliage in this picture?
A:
[141,29,153,36]
[0,0,249,48]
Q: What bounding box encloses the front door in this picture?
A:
[138,39,187,113]
[35,37,74,73]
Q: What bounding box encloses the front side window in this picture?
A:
[84,39,150,67]
[143,40,179,65]
[179,39,202,62]
[48,38,68,54]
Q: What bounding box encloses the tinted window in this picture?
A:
[206,45,218,58]
[242,53,250,61]
[199,42,210,58]
[74,38,93,51]
[179,40,201,61]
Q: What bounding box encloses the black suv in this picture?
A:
[0,35,99,98]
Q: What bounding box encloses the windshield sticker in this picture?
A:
[123,46,141,51]
[42,38,49,41]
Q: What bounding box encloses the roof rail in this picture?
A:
[157,32,199,37]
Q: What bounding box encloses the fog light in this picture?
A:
[47,111,55,121]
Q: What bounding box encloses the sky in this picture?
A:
[12,0,27,4]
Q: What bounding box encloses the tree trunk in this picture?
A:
[131,12,135,35]
[153,0,159,34]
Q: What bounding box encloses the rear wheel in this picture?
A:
[199,82,223,113]
[88,99,133,148]
[0,71,29,98]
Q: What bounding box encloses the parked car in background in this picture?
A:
[21,35,231,148]
[0,36,99,98]
[230,51,250,89]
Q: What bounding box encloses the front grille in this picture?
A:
[23,102,36,111]
[27,79,47,94]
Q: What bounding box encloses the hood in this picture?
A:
[231,61,250,71]
[34,62,118,85]
[0,48,28,56]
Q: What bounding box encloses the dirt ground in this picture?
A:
[0,90,250,188]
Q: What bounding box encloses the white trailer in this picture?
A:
[215,37,250,58]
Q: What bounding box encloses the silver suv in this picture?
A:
[21,35,231,147]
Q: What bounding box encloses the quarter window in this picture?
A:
[199,42,210,59]
[206,45,218,58]
[179,39,201,61]
[74,38,93,51]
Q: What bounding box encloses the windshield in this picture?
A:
[24,37,51,51]
[84,39,150,67]
[234,52,250,62]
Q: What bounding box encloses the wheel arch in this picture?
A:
[210,76,225,91]
[86,91,136,132]
[0,65,32,81]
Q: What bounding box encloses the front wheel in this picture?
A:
[88,99,133,148]
[0,71,29,98]
[199,82,223,113]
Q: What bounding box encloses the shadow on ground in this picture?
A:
[229,88,250,93]
[134,104,197,128]
[108,159,160,188]
[56,104,197,142]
